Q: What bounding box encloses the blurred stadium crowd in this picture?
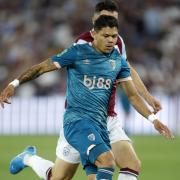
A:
[0,0,180,96]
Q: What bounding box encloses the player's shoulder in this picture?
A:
[117,34,124,42]
[117,34,125,46]
[72,42,91,55]
[116,34,125,54]
[75,31,93,44]
[73,42,90,48]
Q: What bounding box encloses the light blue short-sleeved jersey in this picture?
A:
[51,43,130,128]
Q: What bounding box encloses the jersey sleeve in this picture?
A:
[51,45,78,68]
[117,58,132,82]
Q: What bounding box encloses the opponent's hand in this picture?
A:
[148,96,162,114]
[153,120,174,139]
[0,85,15,108]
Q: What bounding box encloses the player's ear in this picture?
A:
[91,30,96,39]
[92,16,95,25]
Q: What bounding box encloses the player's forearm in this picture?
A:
[130,64,152,102]
[15,58,58,86]
[0,59,58,107]
[128,94,152,118]
[120,80,151,118]
[17,64,43,85]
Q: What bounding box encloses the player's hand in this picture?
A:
[153,120,174,139]
[147,96,162,114]
[0,85,15,108]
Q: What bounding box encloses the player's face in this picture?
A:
[92,10,118,24]
[92,27,118,53]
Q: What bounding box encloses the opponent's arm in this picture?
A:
[128,62,162,113]
[119,79,174,139]
[0,58,59,108]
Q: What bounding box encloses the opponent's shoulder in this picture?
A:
[73,42,90,48]
[117,34,125,43]
[75,31,93,44]
[116,34,125,51]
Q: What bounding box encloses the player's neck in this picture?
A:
[92,42,102,54]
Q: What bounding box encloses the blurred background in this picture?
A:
[0,0,180,95]
[0,0,180,179]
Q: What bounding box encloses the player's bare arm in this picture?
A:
[119,79,174,139]
[128,62,162,113]
[17,58,58,84]
[0,58,58,108]
[119,79,151,117]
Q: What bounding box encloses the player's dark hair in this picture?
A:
[94,15,118,31]
[95,0,119,13]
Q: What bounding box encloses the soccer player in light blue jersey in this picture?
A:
[0,15,174,180]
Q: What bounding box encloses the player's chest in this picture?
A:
[74,56,122,75]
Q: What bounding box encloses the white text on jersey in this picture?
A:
[83,75,111,90]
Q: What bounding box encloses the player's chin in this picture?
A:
[104,47,113,53]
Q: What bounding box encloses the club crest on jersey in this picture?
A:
[109,59,116,70]
[83,59,90,64]
[88,133,95,141]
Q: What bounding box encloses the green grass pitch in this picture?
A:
[0,135,179,180]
